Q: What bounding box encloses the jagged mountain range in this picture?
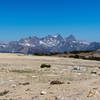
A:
[0,34,100,54]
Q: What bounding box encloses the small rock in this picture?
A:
[73,66,86,71]
[9,80,13,82]
[87,89,97,97]
[11,84,16,88]
[40,90,47,95]
[67,82,71,84]
[32,76,37,78]
[55,96,59,100]
[31,96,38,100]
[73,66,80,70]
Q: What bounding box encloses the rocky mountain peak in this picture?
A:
[66,34,76,42]
[0,34,99,54]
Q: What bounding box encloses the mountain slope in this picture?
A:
[0,34,99,54]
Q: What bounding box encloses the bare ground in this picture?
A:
[0,53,100,100]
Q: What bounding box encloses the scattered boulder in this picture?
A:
[67,82,71,84]
[31,96,39,100]
[40,90,47,95]
[55,96,59,100]
[87,89,96,97]
[40,64,51,68]
[73,66,86,71]
[0,90,9,96]
[50,81,64,85]
[32,75,37,78]
[73,66,80,70]
[11,84,17,88]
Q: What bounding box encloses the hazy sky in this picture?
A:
[0,0,100,42]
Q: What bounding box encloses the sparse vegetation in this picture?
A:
[0,53,100,100]
[19,82,30,85]
[84,56,100,61]
[11,69,34,73]
[34,53,49,56]
[70,50,93,54]
[69,55,100,61]
[34,51,100,61]
[0,90,9,96]
[34,52,62,56]
[50,80,64,85]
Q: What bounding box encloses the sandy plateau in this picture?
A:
[0,53,100,100]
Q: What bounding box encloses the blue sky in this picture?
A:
[0,0,100,42]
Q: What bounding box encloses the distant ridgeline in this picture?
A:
[0,34,100,54]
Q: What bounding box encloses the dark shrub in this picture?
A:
[64,51,68,54]
[70,50,92,54]
[50,80,64,85]
[69,55,80,58]
[40,64,51,68]
[0,90,9,96]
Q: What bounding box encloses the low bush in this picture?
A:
[69,55,100,61]
[40,64,51,68]
[69,55,80,58]
[70,50,92,54]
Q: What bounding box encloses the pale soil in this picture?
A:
[0,53,100,100]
